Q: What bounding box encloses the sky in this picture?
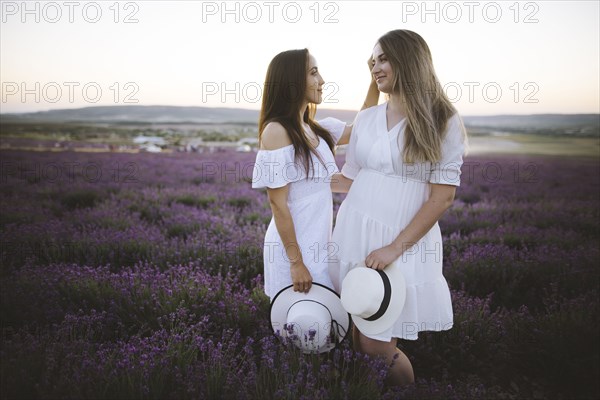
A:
[0,0,599,115]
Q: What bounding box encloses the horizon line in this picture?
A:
[1,104,599,119]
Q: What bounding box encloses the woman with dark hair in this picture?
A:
[330,30,468,386]
[252,49,378,300]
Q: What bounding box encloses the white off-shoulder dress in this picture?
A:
[330,103,466,341]
[252,118,347,300]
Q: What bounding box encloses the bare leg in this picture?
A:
[351,324,362,352]
[357,331,414,387]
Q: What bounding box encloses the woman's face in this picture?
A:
[305,53,325,104]
[371,42,395,94]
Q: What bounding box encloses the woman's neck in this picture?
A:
[298,102,308,124]
[387,95,407,118]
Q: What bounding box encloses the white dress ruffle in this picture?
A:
[330,103,465,341]
[252,118,347,300]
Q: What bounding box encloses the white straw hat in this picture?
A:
[340,261,406,336]
[270,283,350,354]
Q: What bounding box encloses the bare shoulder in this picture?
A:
[260,122,292,150]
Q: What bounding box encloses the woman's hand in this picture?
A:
[365,244,402,270]
[290,262,313,293]
[361,56,379,111]
[330,172,353,193]
[365,185,456,270]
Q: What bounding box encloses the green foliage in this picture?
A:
[226,196,253,209]
[174,195,216,209]
[60,189,103,210]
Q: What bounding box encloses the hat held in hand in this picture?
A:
[270,283,350,354]
[340,261,406,336]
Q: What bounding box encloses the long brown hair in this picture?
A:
[378,30,467,163]
[258,48,335,176]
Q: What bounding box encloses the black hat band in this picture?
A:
[363,270,391,322]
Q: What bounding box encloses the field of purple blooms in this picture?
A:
[1,148,599,399]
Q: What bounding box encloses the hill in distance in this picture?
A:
[0,105,260,124]
[1,105,598,137]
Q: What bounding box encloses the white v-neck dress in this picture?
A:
[252,118,347,300]
[330,103,466,341]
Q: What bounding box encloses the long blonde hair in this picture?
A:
[378,29,467,163]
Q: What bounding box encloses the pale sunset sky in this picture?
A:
[1,0,598,115]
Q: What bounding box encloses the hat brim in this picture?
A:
[270,282,350,353]
[348,262,407,336]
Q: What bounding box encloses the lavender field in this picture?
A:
[1,148,598,399]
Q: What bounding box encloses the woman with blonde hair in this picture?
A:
[330,30,468,386]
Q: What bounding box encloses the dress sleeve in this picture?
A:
[317,117,347,145]
[429,113,466,186]
[340,115,361,180]
[251,145,304,189]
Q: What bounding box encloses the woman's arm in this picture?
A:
[260,121,313,293]
[267,185,313,293]
[361,78,380,111]
[336,62,380,146]
[330,172,354,193]
[365,184,457,270]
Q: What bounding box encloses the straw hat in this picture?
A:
[270,283,350,353]
[340,261,406,336]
